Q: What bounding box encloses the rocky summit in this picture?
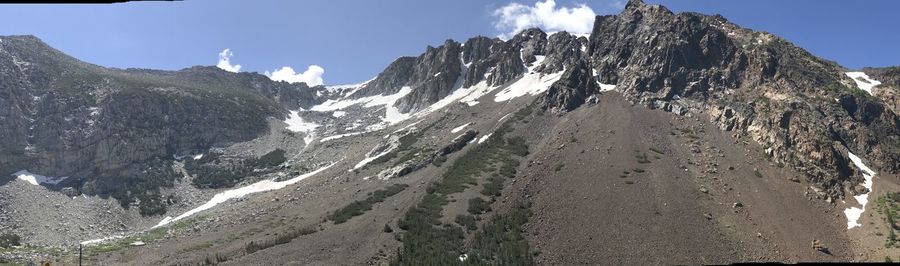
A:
[1,0,899,264]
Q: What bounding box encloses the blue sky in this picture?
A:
[0,0,897,85]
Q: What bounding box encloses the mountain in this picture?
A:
[1,0,899,264]
[0,35,321,214]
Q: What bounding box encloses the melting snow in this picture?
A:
[332,111,346,118]
[81,235,125,245]
[154,162,337,228]
[593,69,616,92]
[11,170,68,186]
[478,133,492,144]
[353,145,396,170]
[320,131,369,142]
[844,151,877,229]
[284,110,320,146]
[494,56,564,102]
[450,123,471,133]
[845,72,881,95]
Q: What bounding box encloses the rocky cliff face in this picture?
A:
[0,36,318,198]
[539,0,899,197]
[864,66,900,115]
[347,29,588,113]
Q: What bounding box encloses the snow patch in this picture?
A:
[451,123,471,133]
[284,110,320,147]
[320,131,368,142]
[11,170,68,186]
[478,133,493,144]
[844,151,877,229]
[353,145,396,170]
[332,111,346,118]
[81,235,125,245]
[846,72,882,95]
[154,162,337,228]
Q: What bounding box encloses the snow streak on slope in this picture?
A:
[844,151,877,229]
[478,133,493,144]
[846,72,882,95]
[154,162,337,228]
[11,170,68,186]
[353,144,397,170]
[451,123,471,133]
[284,110,320,146]
[320,131,369,142]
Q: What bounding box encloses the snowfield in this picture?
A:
[154,162,337,228]
[845,72,882,95]
[494,56,565,102]
[844,151,877,229]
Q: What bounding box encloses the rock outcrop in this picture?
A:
[538,0,900,197]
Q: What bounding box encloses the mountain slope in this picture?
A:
[1,0,900,264]
[0,35,320,213]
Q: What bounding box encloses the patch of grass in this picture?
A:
[455,215,478,231]
[391,103,535,265]
[481,176,504,197]
[633,168,645,173]
[468,198,492,215]
[465,201,535,265]
[328,184,409,224]
[753,170,763,178]
[649,147,664,154]
[86,219,193,257]
[877,192,900,248]
[383,224,394,233]
[0,233,20,248]
[245,226,317,254]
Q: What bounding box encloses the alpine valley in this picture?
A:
[1,0,899,264]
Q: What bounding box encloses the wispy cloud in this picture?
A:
[216,48,241,73]
[492,0,597,39]
[266,65,325,86]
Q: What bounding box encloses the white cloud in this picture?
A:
[493,0,597,39]
[265,65,325,86]
[216,48,242,73]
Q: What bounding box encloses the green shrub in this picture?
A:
[258,149,287,167]
[553,164,564,172]
[455,215,478,231]
[329,184,408,224]
[468,198,491,215]
[431,155,447,167]
[245,227,316,254]
[391,103,534,265]
[481,176,503,197]
[0,233,20,248]
[384,224,394,233]
[466,201,535,265]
